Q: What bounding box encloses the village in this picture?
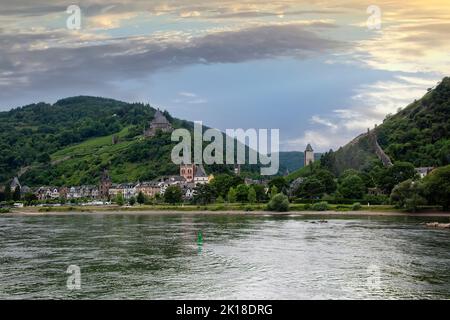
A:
[3,162,272,206]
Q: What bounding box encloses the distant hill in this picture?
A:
[0,96,259,186]
[277,151,322,175]
[325,77,450,174]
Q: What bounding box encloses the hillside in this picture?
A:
[322,77,450,174]
[277,151,322,176]
[0,96,266,186]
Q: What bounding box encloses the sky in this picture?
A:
[0,0,449,152]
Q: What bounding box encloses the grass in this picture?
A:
[52,127,133,160]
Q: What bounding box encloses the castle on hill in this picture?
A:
[143,110,173,137]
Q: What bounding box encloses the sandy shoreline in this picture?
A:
[5,209,450,218]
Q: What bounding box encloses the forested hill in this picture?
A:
[0,96,195,186]
[322,77,450,174]
[0,96,267,186]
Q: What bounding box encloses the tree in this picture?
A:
[297,177,326,199]
[227,187,237,203]
[115,193,124,206]
[137,191,146,204]
[209,174,243,198]
[129,196,136,206]
[338,174,366,199]
[390,179,426,212]
[193,184,216,205]
[320,149,335,172]
[12,186,21,201]
[422,165,450,211]
[4,184,11,201]
[164,185,183,204]
[23,192,37,205]
[269,177,288,194]
[247,187,257,204]
[314,169,337,194]
[377,162,417,194]
[252,184,267,202]
[267,193,290,212]
[270,185,278,199]
[235,184,249,202]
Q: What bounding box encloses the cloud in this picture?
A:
[287,75,439,151]
[173,91,208,104]
[310,115,338,130]
[0,22,343,107]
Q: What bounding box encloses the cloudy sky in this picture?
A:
[1,0,449,151]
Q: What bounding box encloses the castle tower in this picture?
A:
[304,144,315,167]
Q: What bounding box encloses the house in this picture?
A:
[143,110,173,137]
[10,177,21,190]
[368,187,385,196]
[67,186,81,199]
[109,183,137,200]
[180,183,195,200]
[20,185,31,196]
[135,182,160,198]
[108,184,122,198]
[234,164,241,176]
[415,167,434,179]
[121,184,136,200]
[289,177,305,196]
[244,178,268,186]
[50,188,60,199]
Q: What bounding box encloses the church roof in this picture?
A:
[195,165,207,177]
[11,177,21,189]
[305,143,314,152]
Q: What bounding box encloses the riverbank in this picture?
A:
[6,206,450,217]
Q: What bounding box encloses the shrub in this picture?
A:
[0,208,10,214]
[311,201,329,211]
[352,202,362,211]
[267,193,290,212]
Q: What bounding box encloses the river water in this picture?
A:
[0,213,449,299]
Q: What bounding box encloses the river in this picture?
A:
[0,213,449,299]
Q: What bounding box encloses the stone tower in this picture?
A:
[304,144,315,167]
[99,169,112,200]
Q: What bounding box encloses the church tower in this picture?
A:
[99,169,112,200]
[180,163,196,182]
[304,144,315,167]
